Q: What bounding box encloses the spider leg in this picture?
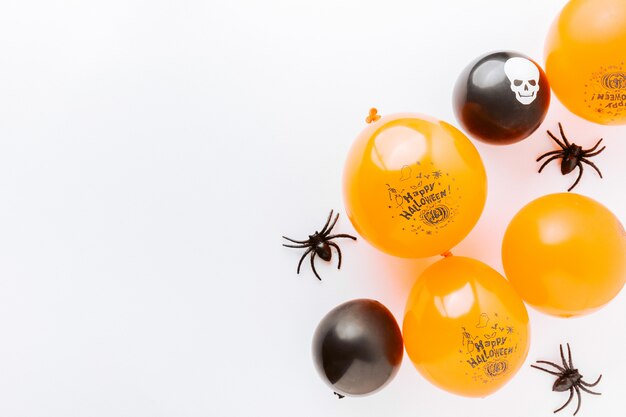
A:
[538,155,562,173]
[558,123,571,147]
[560,344,570,370]
[328,241,342,269]
[578,384,601,396]
[573,385,582,416]
[580,374,602,387]
[566,343,574,369]
[282,236,309,244]
[296,248,313,275]
[554,387,574,414]
[548,129,567,149]
[535,360,565,372]
[325,233,357,241]
[580,158,603,178]
[536,150,563,162]
[583,146,606,157]
[282,243,310,248]
[310,251,322,281]
[319,210,335,236]
[567,163,584,192]
[530,364,561,376]
[583,138,604,154]
[322,212,340,237]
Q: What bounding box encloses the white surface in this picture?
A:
[0,1,624,416]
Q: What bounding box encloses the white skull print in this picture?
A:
[504,57,540,105]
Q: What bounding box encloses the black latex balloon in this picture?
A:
[312,299,403,397]
[453,51,550,145]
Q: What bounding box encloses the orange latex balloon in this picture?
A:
[545,0,626,124]
[502,193,626,317]
[343,111,487,258]
[403,256,530,397]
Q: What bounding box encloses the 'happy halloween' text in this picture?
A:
[466,337,514,369]
[398,183,447,220]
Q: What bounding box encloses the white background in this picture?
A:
[0,1,624,416]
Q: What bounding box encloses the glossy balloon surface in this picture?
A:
[343,113,487,258]
[502,193,626,317]
[545,0,626,125]
[453,51,550,145]
[312,299,403,396]
[403,256,530,397]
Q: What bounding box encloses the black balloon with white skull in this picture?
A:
[312,299,403,397]
[453,51,550,145]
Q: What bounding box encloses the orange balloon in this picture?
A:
[403,256,530,397]
[545,0,626,124]
[343,111,487,258]
[502,193,626,317]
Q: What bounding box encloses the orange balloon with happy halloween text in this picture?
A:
[343,110,487,258]
[403,256,530,397]
[545,0,626,124]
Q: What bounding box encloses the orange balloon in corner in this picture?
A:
[343,110,487,258]
[502,193,626,317]
[403,256,530,397]
[545,0,626,125]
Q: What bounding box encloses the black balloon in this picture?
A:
[453,51,550,145]
[312,299,403,397]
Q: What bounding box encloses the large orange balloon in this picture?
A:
[545,0,626,124]
[343,112,487,258]
[403,256,530,397]
[502,193,626,317]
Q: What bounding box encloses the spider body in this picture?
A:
[282,210,356,281]
[309,234,332,262]
[553,369,581,392]
[536,123,605,191]
[531,343,602,416]
[559,145,583,175]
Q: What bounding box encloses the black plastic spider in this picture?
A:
[531,343,602,416]
[537,123,605,191]
[282,210,356,281]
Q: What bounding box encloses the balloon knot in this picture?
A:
[441,251,453,258]
[365,108,381,124]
